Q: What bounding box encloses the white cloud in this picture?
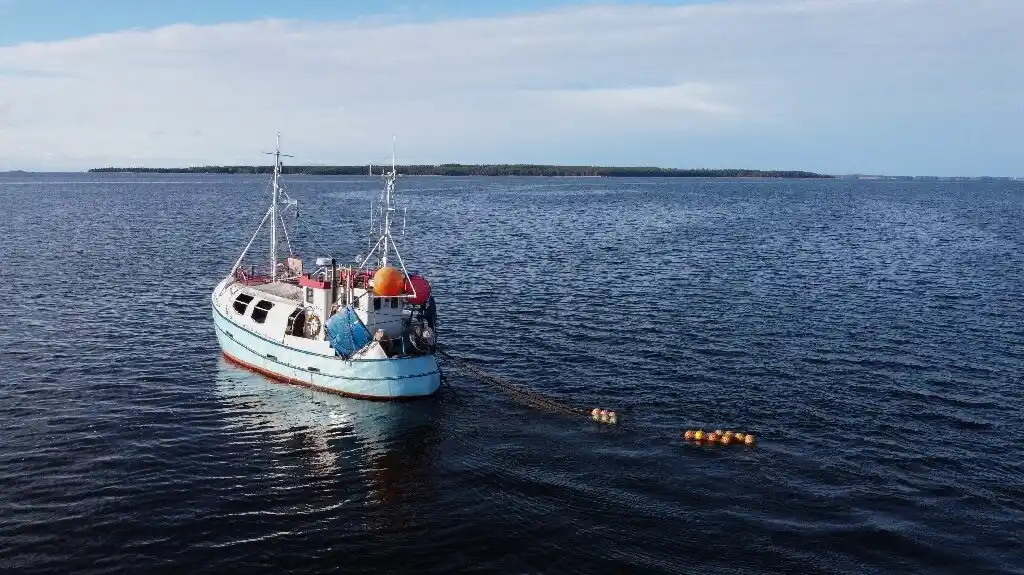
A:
[0,0,1021,174]
[547,83,738,116]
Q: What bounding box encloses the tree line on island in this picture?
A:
[89,163,832,178]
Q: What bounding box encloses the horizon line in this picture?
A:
[2,166,1021,179]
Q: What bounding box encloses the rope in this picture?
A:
[436,351,758,443]
[437,350,590,416]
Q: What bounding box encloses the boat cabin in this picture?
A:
[218,257,433,359]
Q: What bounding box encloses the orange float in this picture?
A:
[683,427,756,447]
[373,266,405,296]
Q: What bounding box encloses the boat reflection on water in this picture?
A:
[213,357,443,509]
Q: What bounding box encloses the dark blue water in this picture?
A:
[1,173,1022,574]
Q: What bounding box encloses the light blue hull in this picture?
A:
[212,304,441,400]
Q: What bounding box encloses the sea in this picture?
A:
[1,173,1022,574]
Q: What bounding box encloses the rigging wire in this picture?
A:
[228,205,273,277]
[278,209,294,257]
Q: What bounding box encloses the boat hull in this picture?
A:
[212,303,441,400]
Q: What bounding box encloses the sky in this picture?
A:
[0,0,1021,176]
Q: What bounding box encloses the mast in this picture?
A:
[380,136,397,268]
[223,132,296,286]
[271,133,280,282]
[358,136,414,292]
[264,132,293,282]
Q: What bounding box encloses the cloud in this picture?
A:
[0,0,1021,174]
[547,83,738,116]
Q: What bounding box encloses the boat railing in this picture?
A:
[233,266,273,286]
[234,262,305,286]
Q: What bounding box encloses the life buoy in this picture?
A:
[306,313,322,338]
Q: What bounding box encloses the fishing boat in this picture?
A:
[210,135,441,400]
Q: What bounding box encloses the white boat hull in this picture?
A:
[211,300,441,400]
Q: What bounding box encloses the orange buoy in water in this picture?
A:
[684,427,754,447]
[373,266,405,296]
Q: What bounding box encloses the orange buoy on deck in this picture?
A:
[373,266,405,296]
[405,274,432,305]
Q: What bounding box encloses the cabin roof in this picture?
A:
[248,281,303,302]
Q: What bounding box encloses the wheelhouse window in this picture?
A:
[251,300,274,324]
[373,298,382,311]
[305,287,314,304]
[390,297,399,308]
[233,293,254,315]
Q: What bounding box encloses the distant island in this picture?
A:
[88,164,832,178]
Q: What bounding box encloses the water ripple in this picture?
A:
[1,173,1022,574]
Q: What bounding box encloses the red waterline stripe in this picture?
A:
[221,351,437,402]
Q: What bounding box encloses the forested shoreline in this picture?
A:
[88,164,832,178]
